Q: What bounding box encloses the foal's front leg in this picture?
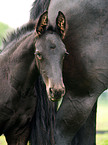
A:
[5,125,30,145]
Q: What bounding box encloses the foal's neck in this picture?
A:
[1,31,34,56]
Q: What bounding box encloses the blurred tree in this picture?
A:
[0,22,11,48]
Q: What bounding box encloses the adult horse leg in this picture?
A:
[71,101,97,145]
[54,91,99,145]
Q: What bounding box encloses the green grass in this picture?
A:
[96,96,108,145]
[97,103,108,131]
[97,134,108,145]
[0,136,7,145]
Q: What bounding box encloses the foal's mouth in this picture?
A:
[45,78,65,102]
[49,95,62,102]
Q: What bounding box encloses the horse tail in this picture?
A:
[30,76,57,145]
[30,0,51,20]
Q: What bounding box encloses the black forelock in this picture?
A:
[47,25,55,31]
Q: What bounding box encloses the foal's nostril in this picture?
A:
[49,88,53,95]
[59,89,65,97]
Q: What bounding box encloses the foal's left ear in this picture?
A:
[56,11,66,39]
[35,11,48,36]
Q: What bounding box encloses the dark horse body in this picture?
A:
[0,11,67,144]
[0,24,37,144]
[30,0,108,145]
[0,23,36,145]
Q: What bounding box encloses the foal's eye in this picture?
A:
[35,51,43,60]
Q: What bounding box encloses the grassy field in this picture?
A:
[96,96,108,145]
[97,134,108,145]
[97,103,108,131]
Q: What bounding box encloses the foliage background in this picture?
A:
[0,22,12,48]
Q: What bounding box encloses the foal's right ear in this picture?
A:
[35,11,48,36]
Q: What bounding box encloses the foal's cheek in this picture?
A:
[35,57,40,70]
[41,72,49,85]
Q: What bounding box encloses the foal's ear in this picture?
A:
[56,11,66,39]
[35,11,48,36]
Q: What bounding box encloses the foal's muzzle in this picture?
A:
[49,87,65,102]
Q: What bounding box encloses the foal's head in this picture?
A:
[34,11,67,102]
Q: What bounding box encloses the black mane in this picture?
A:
[30,1,57,145]
[2,22,35,49]
[30,0,51,20]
